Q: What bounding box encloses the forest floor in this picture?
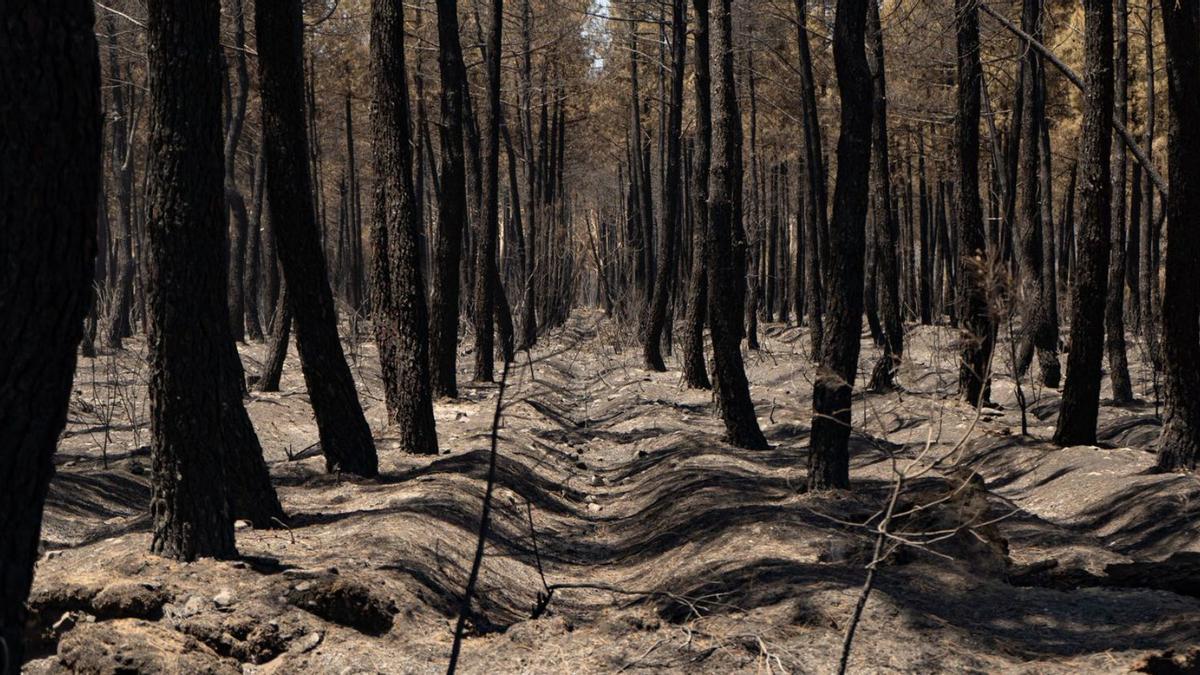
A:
[23,310,1200,674]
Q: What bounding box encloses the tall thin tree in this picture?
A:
[808,0,872,491]
[1054,0,1114,447]
[256,0,379,476]
[429,0,471,398]
[1154,0,1200,470]
[708,0,768,450]
[955,0,995,407]
[643,0,687,371]
[369,0,440,455]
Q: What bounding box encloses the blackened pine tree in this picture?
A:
[643,0,687,371]
[369,0,440,455]
[707,0,768,450]
[472,0,505,383]
[144,0,238,561]
[682,0,714,390]
[256,0,379,476]
[954,0,995,407]
[429,0,471,397]
[1054,0,1113,447]
[865,0,903,394]
[1013,0,1061,389]
[807,0,872,491]
[1155,0,1200,471]
[794,0,828,357]
[0,2,99,666]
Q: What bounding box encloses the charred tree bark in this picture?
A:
[429,0,470,398]
[1054,0,1113,447]
[99,12,135,350]
[1106,0,1134,403]
[471,0,504,382]
[866,0,903,393]
[257,0,378,476]
[258,284,292,393]
[794,0,828,355]
[0,2,99,665]
[369,0,439,455]
[708,0,767,450]
[1013,0,1060,388]
[145,0,238,561]
[643,0,687,371]
[224,0,251,344]
[808,0,872,491]
[682,0,713,390]
[1155,0,1200,471]
[955,0,995,406]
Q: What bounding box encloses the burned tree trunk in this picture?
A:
[682,0,713,390]
[1106,0,1134,404]
[955,0,995,407]
[144,0,238,561]
[429,0,471,398]
[1155,0,1200,471]
[256,0,378,476]
[707,0,767,450]
[866,0,903,393]
[471,0,504,383]
[224,0,251,344]
[808,0,872,491]
[1013,0,1060,388]
[643,0,687,371]
[1054,0,1113,447]
[794,0,828,356]
[369,0,439,455]
[99,12,135,350]
[0,2,99,666]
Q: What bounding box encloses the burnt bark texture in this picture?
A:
[369,0,440,454]
[865,0,903,394]
[1155,0,1200,471]
[642,0,687,372]
[795,0,828,358]
[808,0,872,491]
[954,0,995,407]
[1105,0,1134,403]
[707,0,767,450]
[1013,0,1060,388]
[256,0,379,476]
[0,1,99,666]
[472,0,504,383]
[1054,0,1113,447]
[144,0,238,561]
[429,0,470,398]
[682,0,713,390]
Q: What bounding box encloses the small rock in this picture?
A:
[291,631,323,654]
[92,581,168,620]
[589,475,604,487]
[181,595,206,617]
[212,589,236,608]
[587,503,602,513]
[575,460,587,470]
[43,550,62,561]
[234,520,252,530]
